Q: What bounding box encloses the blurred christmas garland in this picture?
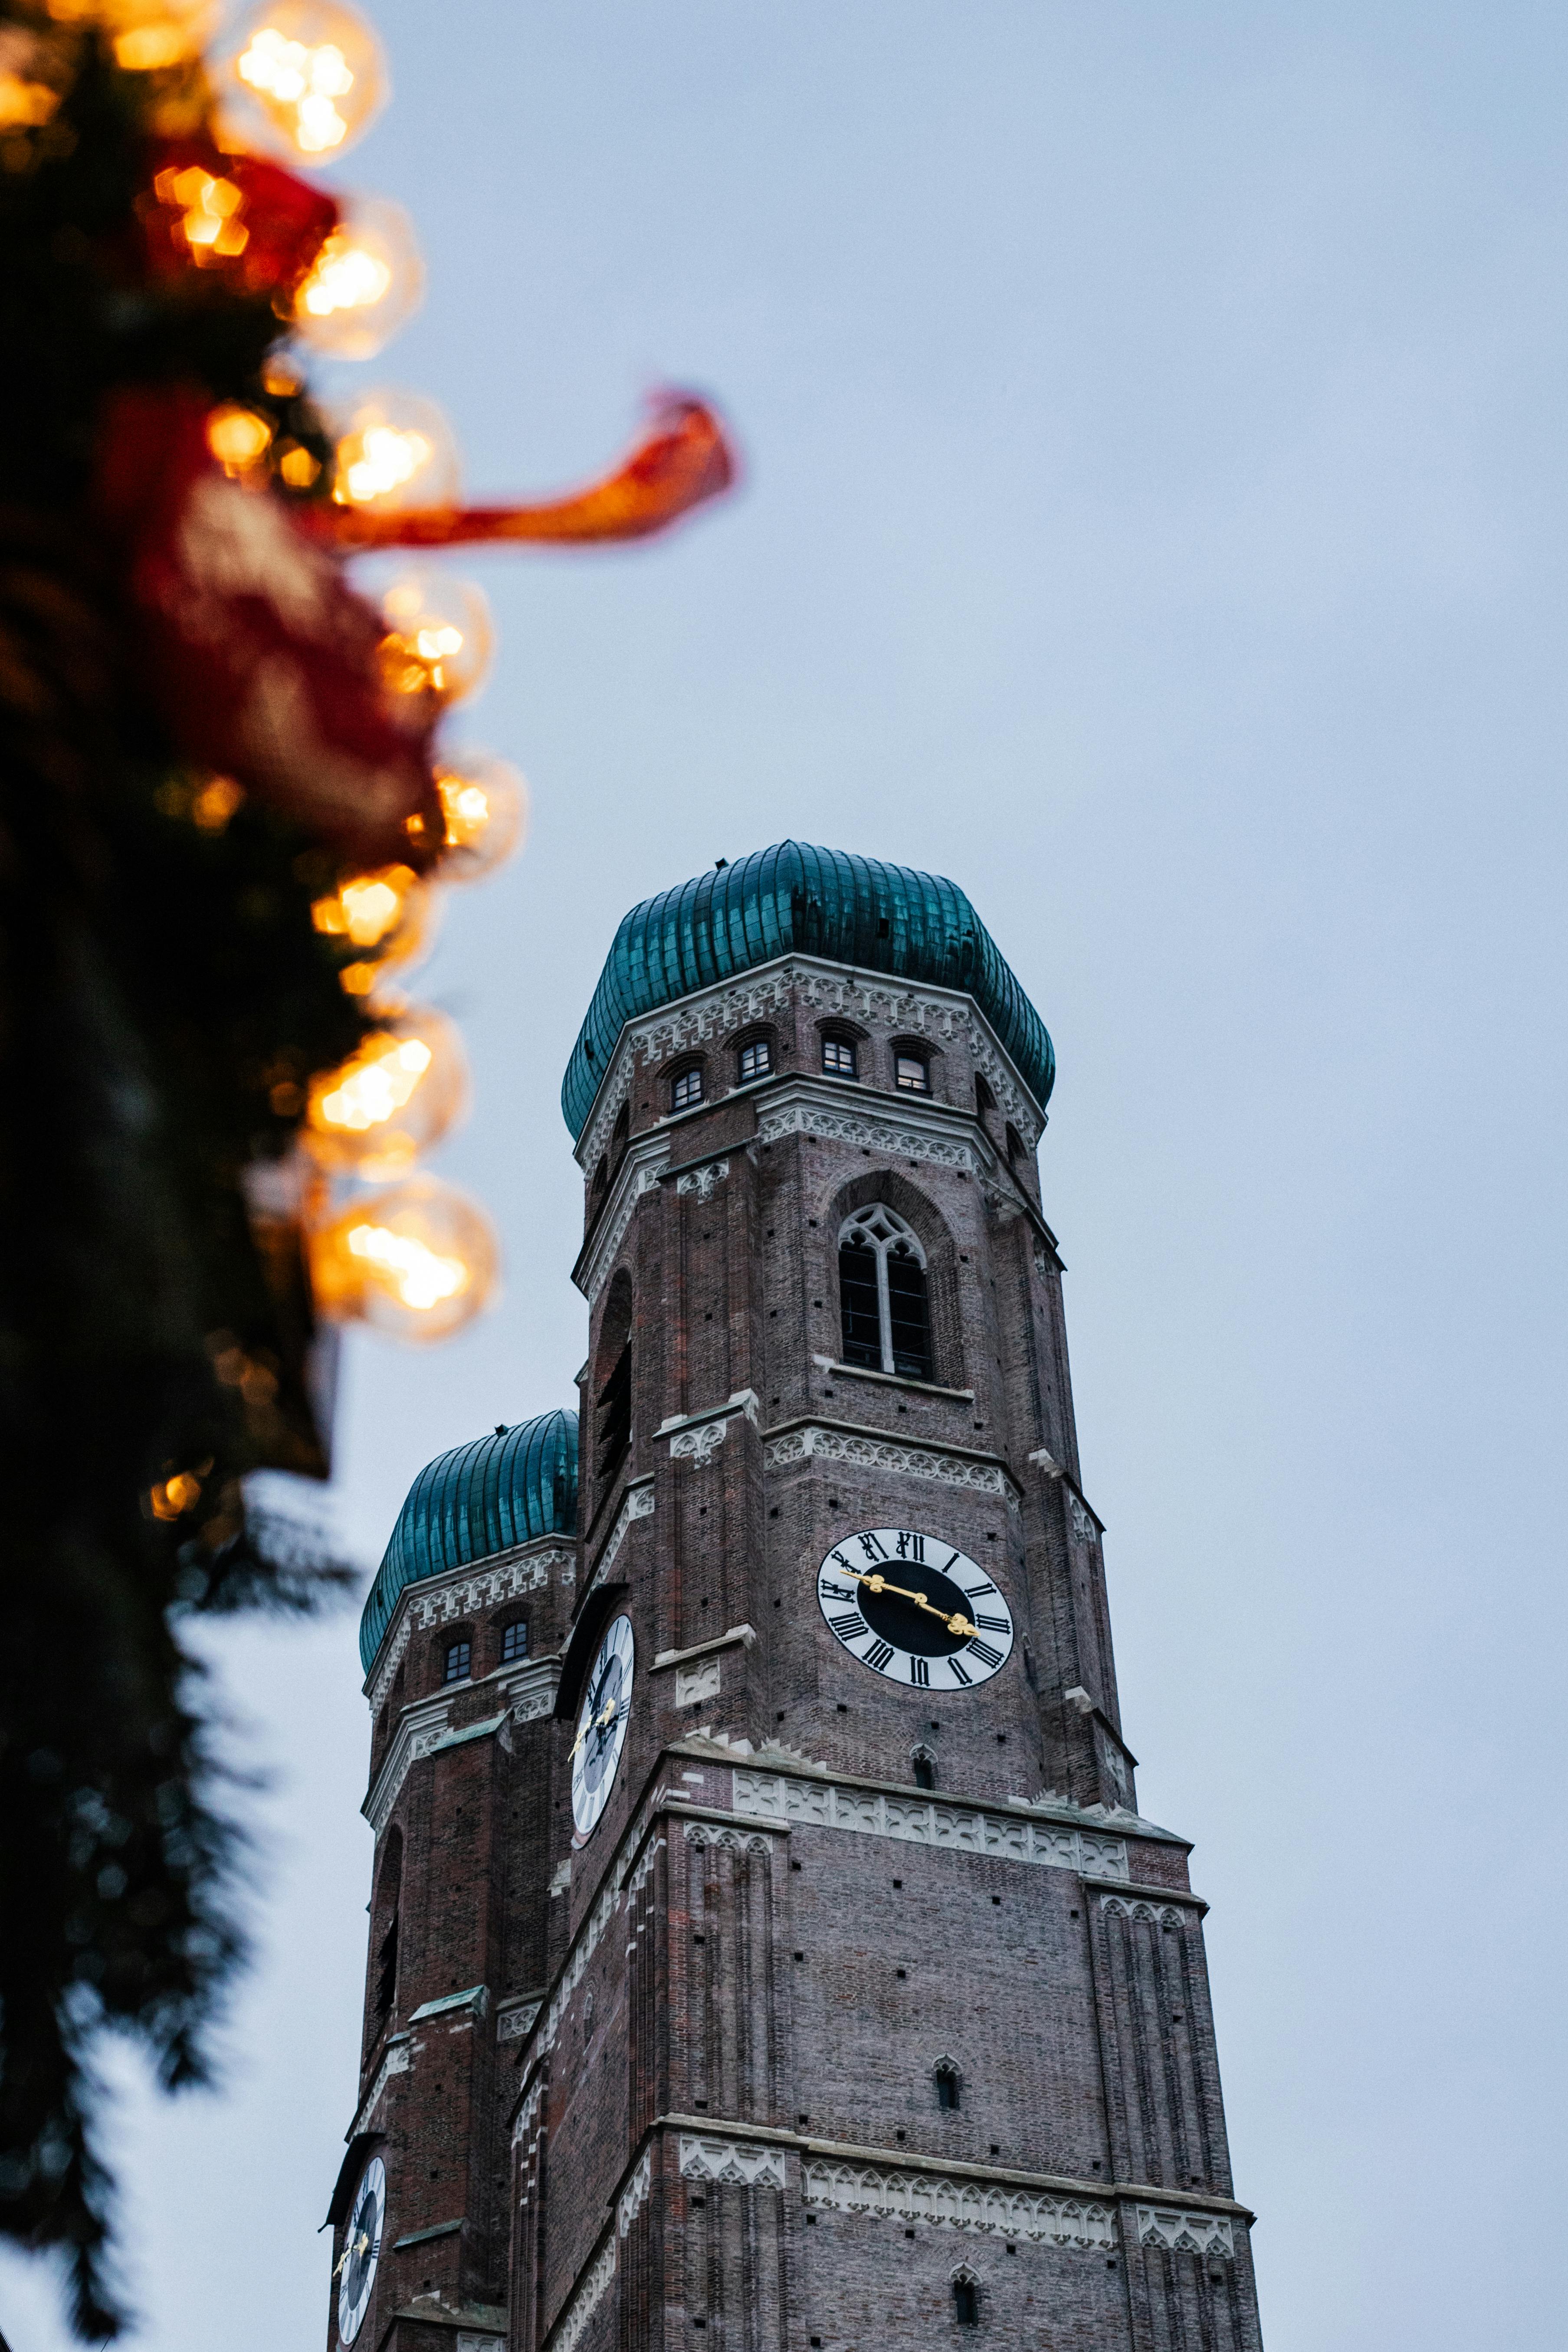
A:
[0,0,733,2331]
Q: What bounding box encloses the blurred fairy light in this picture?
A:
[430,751,528,882]
[47,0,217,73]
[378,571,492,704]
[332,390,459,512]
[306,1176,499,1343]
[304,1008,468,1175]
[206,403,273,472]
[154,162,249,262]
[228,0,387,160]
[292,196,422,359]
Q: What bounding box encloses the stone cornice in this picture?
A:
[617,2112,1252,2224]
[571,952,1046,1179]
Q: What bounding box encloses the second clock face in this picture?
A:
[571,1612,635,1841]
[337,2154,384,2345]
[817,1527,1015,1691]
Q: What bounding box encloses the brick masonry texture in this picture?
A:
[325,961,1266,2352]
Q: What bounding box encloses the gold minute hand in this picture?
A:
[842,1565,978,1641]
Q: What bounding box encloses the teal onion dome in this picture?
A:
[360,1409,578,1673]
[561,842,1054,1143]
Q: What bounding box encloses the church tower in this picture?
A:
[327,843,1266,2352]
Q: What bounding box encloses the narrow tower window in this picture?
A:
[671,1063,703,1112]
[738,1036,772,1083]
[894,1050,929,1094]
[501,1619,528,1664]
[934,2059,961,2110]
[912,1745,938,1791]
[952,2272,981,2326]
[443,1639,471,1684]
[838,1203,932,1382]
[821,1034,858,1079]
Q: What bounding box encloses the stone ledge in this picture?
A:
[651,1625,757,1674]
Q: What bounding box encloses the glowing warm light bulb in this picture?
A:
[312,862,441,994]
[425,750,529,883]
[49,0,219,72]
[331,388,459,513]
[377,570,493,705]
[226,0,387,160]
[291,195,422,360]
[303,1007,468,1175]
[153,161,250,264]
[308,1174,499,1343]
[207,403,274,472]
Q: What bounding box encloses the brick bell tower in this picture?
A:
[327,842,1266,2352]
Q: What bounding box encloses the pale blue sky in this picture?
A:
[6,5,1567,2346]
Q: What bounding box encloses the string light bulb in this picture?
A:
[377,569,493,705]
[303,1007,468,1176]
[226,0,387,160]
[331,388,459,514]
[48,0,217,73]
[207,403,274,473]
[311,862,438,966]
[291,195,423,360]
[424,750,529,883]
[307,1174,499,1343]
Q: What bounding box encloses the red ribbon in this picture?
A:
[308,394,737,551]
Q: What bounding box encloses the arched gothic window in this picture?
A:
[933,2056,961,2110]
[952,2269,981,2326]
[838,1203,932,1381]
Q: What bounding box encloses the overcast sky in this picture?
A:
[7,4,1567,2346]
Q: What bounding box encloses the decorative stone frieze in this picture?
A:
[586,1478,654,1593]
[675,1158,729,1203]
[348,2032,411,2140]
[617,2147,652,2235]
[1136,2206,1235,2258]
[731,1770,1129,1879]
[678,2134,787,2189]
[763,1421,1014,1500]
[366,1542,574,1711]
[804,2158,1115,2250]
[545,2239,615,2352]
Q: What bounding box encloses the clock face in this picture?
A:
[571,1613,635,1840]
[337,2154,384,2345]
[817,1528,1015,1692]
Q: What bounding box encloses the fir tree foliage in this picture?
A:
[0,10,375,2333]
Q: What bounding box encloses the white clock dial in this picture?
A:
[337,2153,385,2345]
[570,1612,635,1840]
[817,1528,1015,1692]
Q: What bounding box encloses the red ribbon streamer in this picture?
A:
[309,395,737,551]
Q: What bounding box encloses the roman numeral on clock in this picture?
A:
[863,1640,895,1673]
[974,1614,1010,1634]
[819,1580,856,1602]
[909,1657,930,1686]
[829,1611,870,1642]
[964,1580,998,1598]
[948,1658,973,1686]
[968,1638,1004,1669]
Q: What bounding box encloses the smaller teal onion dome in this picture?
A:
[561,842,1055,1143]
[360,1409,578,1673]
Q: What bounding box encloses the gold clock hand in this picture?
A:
[840,1565,978,1640]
